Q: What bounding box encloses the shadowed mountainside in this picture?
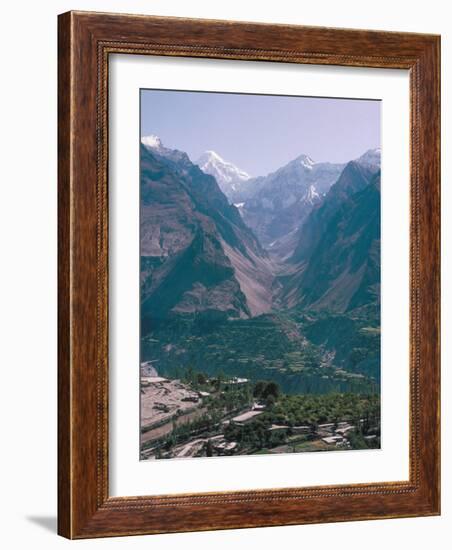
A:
[140,142,275,326]
[281,163,381,312]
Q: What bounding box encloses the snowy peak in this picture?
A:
[141,135,193,170]
[297,154,316,170]
[357,148,381,167]
[198,150,224,165]
[304,184,320,204]
[196,151,251,201]
[141,134,163,149]
[197,151,251,183]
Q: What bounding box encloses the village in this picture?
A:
[140,363,380,460]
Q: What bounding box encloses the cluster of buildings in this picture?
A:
[141,368,378,458]
[317,421,355,447]
[231,409,264,426]
[229,405,312,438]
[267,424,311,435]
[207,434,238,455]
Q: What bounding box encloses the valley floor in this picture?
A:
[141,306,380,397]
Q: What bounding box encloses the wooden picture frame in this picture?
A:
[58,10,440,539]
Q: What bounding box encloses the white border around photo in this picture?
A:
[109,54,410,497]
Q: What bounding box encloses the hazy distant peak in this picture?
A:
[196,150,251,201]
[197,151,251,181]
[357,148,381,167]
[199,150,224,163]
[297,154,316,170]
[141,134,163,149]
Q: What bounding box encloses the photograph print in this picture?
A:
[140,89,381,460]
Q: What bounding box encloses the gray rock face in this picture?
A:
[282,161,381,313]
[239,155,345,258]
[140,141,275,324]
[195,150,251,202]
[141,137,381,320]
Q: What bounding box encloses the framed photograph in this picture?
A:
[58,11,440,538]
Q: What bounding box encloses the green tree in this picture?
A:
[205,440,213,457]
[184,365,195,384]
[197,372,207,386]
[348,431,368,450]
[214,370,225,391]
[265,394,276,408]
[263,381,280,400]
[253,381,266,398]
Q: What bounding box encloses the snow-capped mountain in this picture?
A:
[196,151,251,201]
[305,184,320,204]
[141,134,163,149]
[357,148,381,168]
[141,134,192,167]
[140,137,382,320]
[283,161,381,313]
[140,141,274,320]
[299,155,316,170]
[239,154,345,255]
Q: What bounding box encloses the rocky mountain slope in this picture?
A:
[140,138,275,325]
[282,161,381,312]
[238,155,345,258]
[141,139,381,319]
[140,138,382,390]
[196,150,251,202]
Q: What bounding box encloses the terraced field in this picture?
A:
[141,309,380,395]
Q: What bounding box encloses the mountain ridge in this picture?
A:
[282,161,381,313]
[141,136,381,319]
[238,155,345,257]
[140,141,275,322]
[140,139,382,393]
[196,150,251,201]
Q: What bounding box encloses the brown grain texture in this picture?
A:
[57,10,72,538]
[58,11,440,539]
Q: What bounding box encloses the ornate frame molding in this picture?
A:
[58,11,440,538]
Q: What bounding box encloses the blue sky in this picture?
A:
[141,89,380,177]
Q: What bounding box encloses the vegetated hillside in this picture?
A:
[141,308,380,395]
